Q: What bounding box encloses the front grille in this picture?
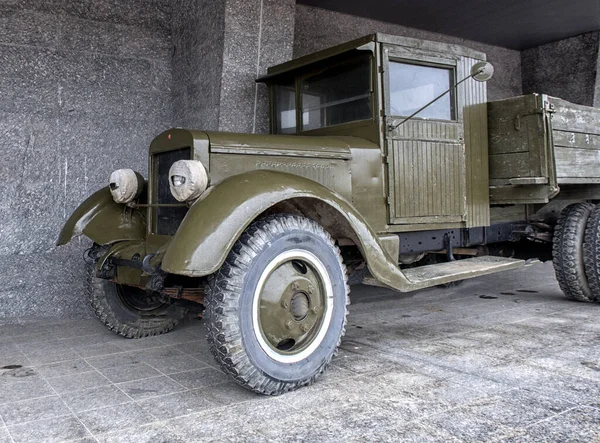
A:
[154,147,191,235]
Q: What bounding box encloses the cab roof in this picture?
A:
[256,33,486,83]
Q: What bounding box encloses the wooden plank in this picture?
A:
[489,152,531,178]
[553,130,600,150]
[555,147,600,179]
[489,185,554,204]
[549,97,600,135]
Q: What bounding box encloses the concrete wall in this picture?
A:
[171,0,295,133]
[293,5,523,102]
[171,0,225,130]
[0,0,173,317]
[522,31,600,106]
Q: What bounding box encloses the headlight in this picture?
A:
[109,169,144,204]
[168,160,209,202]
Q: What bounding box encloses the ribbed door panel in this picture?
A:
[391,140,465,222]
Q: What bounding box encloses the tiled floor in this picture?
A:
[1,261,599,442]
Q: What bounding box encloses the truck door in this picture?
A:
[382,45,466,225]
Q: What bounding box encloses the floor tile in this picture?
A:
[76,402,156,435]
[0,427,10,443]
[196,382,265,407]
[96,422,187,443]
[7,416,91,443]
[137,389,214,420]
[0,378,55,404]
[36,359,94,379]
[60,385,131,413]
[167,367,229,389]
[508,406,600,442]
[117,376,186,400]
[0,395,71,426]
[98,362,162,383]
[46,370,110,394]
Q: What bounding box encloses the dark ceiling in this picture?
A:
[297,0,600,50]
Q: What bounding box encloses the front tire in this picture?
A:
[205,214,349,395]
[86,264,186,338]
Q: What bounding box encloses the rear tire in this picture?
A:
[86,263,186,338]
[583,204,600,301]
[552,203,594,302]
[205,214,349,395]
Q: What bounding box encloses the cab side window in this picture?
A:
[389,62,455,121]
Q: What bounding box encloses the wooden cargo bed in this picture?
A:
[487,93,600,204]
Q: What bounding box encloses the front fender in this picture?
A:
[161,170,413,291]
[56,187,146,246]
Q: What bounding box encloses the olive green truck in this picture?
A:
[58,34,600,395]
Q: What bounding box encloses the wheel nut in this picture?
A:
[311,306,320,314]
[300,323,310,332]
[292,282,300,291]
[281,300,290,309]
[285,320,294,330]
[307,284,315,294]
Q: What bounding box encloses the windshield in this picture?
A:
[271,54,373,134]
[301,55,372,131]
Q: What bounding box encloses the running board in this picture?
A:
[362,256,535,290]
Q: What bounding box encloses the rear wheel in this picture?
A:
[552,203,595,302]
[583,204,600,301]
[205,214,349,395]
[86,263,186,338]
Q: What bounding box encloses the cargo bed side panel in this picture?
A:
[550,97,600,184]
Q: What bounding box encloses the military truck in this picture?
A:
[58,33,600,395]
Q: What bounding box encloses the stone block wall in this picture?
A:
[0,0,173,317]
[522,31,600,106]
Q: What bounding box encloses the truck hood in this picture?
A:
[205,132,377,160]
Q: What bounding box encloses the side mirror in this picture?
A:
[471,62,494,82]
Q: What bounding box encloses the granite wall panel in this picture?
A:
[172,0,294,133]
[171,0,226,130]
[0,1,172,318]
[293,5,523,102]
[522,31,600,106]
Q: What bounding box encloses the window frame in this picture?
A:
[269,53,376,135]
[298,54,375,132]
[387,60,457,122]
[383,46,460,124]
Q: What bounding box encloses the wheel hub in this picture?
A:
[290,292,309,321]
[252,249,334,363]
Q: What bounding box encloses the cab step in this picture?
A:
[362,256,535,290]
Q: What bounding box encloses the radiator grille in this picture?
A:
[154,147,191,235]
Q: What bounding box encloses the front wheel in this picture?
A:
[205,214,349,395]
[86,264,186,338]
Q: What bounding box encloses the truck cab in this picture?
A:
[260,33,490,232]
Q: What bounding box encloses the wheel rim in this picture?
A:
[116,284,166,312]
[252,249,334,364]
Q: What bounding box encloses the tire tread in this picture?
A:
[205,214,349,395]
[552,203,594,302]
